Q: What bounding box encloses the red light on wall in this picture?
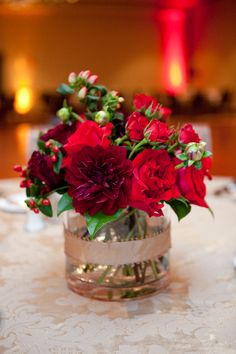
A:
[158,9,187,95]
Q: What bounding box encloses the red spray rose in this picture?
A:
[65,145,133,215]
[129,149,180,216]
[28,151,63,190]
[133,94,159,113]
[145,119,172,143]
[179,124,200,144]
[126,112,149,141]
[175,156,212,207]
[63,120,113,167]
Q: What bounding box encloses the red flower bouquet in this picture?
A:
[15,70,212,301]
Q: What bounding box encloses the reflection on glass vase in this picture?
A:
[63,207,171,301]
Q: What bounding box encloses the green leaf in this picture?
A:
[57,84,74,95]
[85,209,124,239]
[208,204,214,218]
[194,160,202,170]
[203,150,212,158]
[166,197,191,221]
[187,160,195,167]
[53,151,63,174]
[91,85,107,95]
[177,153,187,161]
[29,184,39,197]
[38,204,53,217]
[86,95,100,101]
[144,102,155,118]
[57,192,73,216]
[37,139,46,152]
[113,112,124,121]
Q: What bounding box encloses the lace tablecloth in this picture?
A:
[0,178,236,354]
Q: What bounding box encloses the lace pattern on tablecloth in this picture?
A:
[0,179,236,354]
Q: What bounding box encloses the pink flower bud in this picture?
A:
[68,72,77,84]
[87,75,98,85]
[78,86,88,100]
[111,90,118,97]
[79,70,91,80]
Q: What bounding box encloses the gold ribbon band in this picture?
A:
[64,225,171,266]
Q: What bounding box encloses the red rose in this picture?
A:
[159,106,171,122]
[175,156,212,207]
[145,119,172,143]
[133,94,159,113]
[65,145,133,215]
[63,120,113,167]
[126,112,149,141]
[129,149,180,216]
[179,124,200,144]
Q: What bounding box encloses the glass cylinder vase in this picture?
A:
[63,208,171,301]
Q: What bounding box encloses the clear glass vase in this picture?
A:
[63,208,171,301]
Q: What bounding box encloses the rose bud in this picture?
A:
[79,70,91,80]
[111,90,118,97]
[68,72,77,84]
[185,141,206,161]
[57,107,71,122]
[94,111,109,126]
[87,75,98,85]
[33,208,39,214]
[77,86,88,100]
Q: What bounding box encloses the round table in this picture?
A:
[0,178,236,354]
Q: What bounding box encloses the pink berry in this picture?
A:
[52,146,59,153]
[45,141,51,148]
[29,199,36,208]
[51,155,57,163]
[41,199,50,206]
[13,165,22,172]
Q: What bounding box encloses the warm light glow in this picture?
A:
[14,87,33,114]
[170,60,183,87]
[158,9,187,95]
[15,124,30,160]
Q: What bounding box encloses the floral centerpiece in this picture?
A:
[15,70,212,301]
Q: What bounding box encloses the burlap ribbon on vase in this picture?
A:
[64,225,171,266]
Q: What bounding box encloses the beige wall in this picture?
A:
[191,0,236,94]
[0,0,235,108]
[0,4,161,105]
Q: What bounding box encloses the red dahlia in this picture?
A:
[65,145,133,215]
[28,151,64,190]
[40,122,79,145]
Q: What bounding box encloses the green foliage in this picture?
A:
[57,193,73,216]
[53,151,63,175]
[85,209,124,239]
[166,197,191,221]
[38,203,53,217]
[57,84,75,95]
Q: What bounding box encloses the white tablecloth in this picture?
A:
[0,178,236,354]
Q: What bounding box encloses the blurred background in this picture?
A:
[0,0,235,178]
